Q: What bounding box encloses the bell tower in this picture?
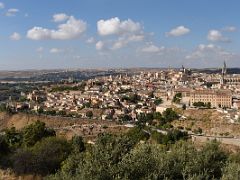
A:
[220,61,227,85]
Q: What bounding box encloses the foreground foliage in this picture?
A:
[1,120,240,179]
[48,137,234,180]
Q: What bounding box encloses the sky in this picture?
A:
[0,0,240,70]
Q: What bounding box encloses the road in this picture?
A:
[191,135,240,146]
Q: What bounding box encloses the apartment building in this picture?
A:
[190,90,232,108]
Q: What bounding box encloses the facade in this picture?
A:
[190,89,232,108]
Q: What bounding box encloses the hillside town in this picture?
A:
[4,62,240,125]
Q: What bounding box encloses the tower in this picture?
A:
[220,61,227,85]
[222,61,227,75]
[181,65,186,74]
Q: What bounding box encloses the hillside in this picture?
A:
[0,112,128,140]
[173,109,240,137]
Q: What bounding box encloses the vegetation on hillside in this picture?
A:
[0,111,240,179]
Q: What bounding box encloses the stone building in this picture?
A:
[190,89,232,108]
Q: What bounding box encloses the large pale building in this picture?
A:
[190,89,232,108]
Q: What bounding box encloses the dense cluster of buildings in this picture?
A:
[7,62,240,122]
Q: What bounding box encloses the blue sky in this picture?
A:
[0,0,239,70]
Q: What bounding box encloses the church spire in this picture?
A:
[222,61,227,75]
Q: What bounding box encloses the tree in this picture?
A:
[0,103,6,112]
[206,102,211,109]
[22,120,56,147]
[52,134,138,180]
[182,104,186,110]
[126,127,150,143]
[193,101,205,107]
[196,140,227,179]
[162,108,179,122]
[4,127,22,148]
[173,93,182,103]
[120,114,132,122]
[12,137,71,175]
[86,111,93,118]
[222,162,240,180]
[117,143,165,180]
[71,136,85,153]
[154,98,163,105]
[153,112,162,120]
[0,135,9,155]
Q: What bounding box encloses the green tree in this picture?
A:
[206,102,211,109]
[12,137,71,175]
[162,108,179,122]
[22,120,56,147]
[222,162,240,180]
[154,98,163,105]
[193,101,205,107]
[182,104,186,110]
[173,93,182,103]
[125,127,150,143]
[0,135,9,155]
[71,136,85,153]
[86,111,93,118]
[4,127,22,148]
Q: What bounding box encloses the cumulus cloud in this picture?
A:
[9,32,21,40]
[6,8,19,16]
[86,37,95,44]
[184,43,239,67]
[166,26,190,37]
[207,30,230,42]
[27,16,87,40]
[96,17,145,50]
[222,26,237,32]
[96,41,104,50]
[53,13,69,22]
[97,17,142,36]
[141,44,165,53]
[50,48,63,54]
[0,2,4,9]
[36,47,44,53]
[185,44,233,60]
[111,34,144,50]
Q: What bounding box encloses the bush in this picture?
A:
[154,98,163,105]
[86,111,93,118]
[0,135,10,155]
[71,136,85,153]
[162,108,179,122]
[173,93,182,103]
[22,120,56,147]
[12,137,71,175]
[4,127,22,148]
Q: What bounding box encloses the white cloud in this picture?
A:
[36,47,44,53]
[127,34,144,42]
[111,34,145,50]
[222,26,237,32]
[86,37,95,44]
[185,44,232,60]
[27,16,87,40]
[9,32,21,40]
[50,48,63,54]
[6,8,19,16]
[97,17,142,36]
[96,41,104,50]
[96,17,145,50]
[207,30,230,42]
[0,2,4,9]
[53,13,69,22]
[166,26,190,37]
[141,44,165,53]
